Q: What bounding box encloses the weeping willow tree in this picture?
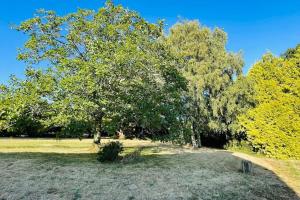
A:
[165,20,251,147]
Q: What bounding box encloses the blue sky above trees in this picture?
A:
[0,0,300,84]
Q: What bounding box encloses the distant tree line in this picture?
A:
[0,1,299,159]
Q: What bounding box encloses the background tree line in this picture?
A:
[0,1,299,159]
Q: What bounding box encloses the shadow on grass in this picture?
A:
[0,152,98,165]
[0,150,299,200]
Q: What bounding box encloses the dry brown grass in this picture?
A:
[0,138,299,200]
[233,152,300,197]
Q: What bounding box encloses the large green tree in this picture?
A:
[165,20,250,147]
[16,2,187,142]
[0,69,53,136]
[239,46,300,159]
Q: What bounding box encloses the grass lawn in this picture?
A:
[0,138,299,200]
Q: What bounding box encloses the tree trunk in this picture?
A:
[191,121,202,148]
[191,133,197,148]
[191,124,198,148]
[196,130,202,148]
[93,122,101,144]
[191,85,202,148]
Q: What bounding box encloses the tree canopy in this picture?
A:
[0,1,299,159]
[2,2,187,142]
[165,20,250,147]
[239,47,300,159]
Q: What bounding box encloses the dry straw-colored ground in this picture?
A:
[0,138,299,200]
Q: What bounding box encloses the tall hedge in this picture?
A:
[239,47,300,159]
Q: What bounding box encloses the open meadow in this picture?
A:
[0,138,299,200]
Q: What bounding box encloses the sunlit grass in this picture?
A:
[0,138,161,153]
[0,138,299,199]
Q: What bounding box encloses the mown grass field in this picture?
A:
[0,138,299,200]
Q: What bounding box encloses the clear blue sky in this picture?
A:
[1,0,300,84]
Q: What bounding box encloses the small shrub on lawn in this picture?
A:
[97,141,123,162]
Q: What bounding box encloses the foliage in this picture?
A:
[60,119,92,138]
[0,69,54,137]
[239,46,300,159]
[165,20,251,147]
[225,139,254,155]
[1,0,298,161]
[13,1,187,141]
[97,141,123,162]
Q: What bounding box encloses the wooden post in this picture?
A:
[241,160,252,173]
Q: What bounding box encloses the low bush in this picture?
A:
[225,140,254,154]
[97,141,123,162]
